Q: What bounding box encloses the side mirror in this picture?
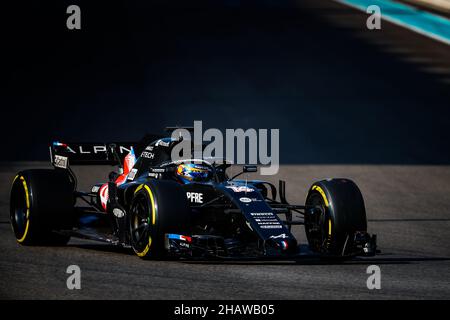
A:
[243,165,257,173]
[230,165,258,181]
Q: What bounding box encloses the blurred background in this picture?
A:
[3,0,450,164]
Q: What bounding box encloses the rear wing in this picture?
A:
[50,142,135,166]
[49,134,164,167]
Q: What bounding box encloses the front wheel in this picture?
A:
[304,178,367,257]
[128,180,191,259]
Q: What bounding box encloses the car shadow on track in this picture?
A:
[178,241,450,265]
[180,256,450,266]
[180,245,450,266]
[368,219,450,222]
[67,243,134,256]
[66,243,450,266]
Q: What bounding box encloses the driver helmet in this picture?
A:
[176,163,213,183]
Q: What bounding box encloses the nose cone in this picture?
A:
[267,238,298,255]
[280,240,289,251]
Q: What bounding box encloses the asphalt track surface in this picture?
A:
[1,162,450,299]
[2,0,450,300]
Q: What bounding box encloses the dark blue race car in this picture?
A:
[10,128,377,260]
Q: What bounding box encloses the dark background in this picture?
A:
[2,1,450,300]
[4,0,450,163]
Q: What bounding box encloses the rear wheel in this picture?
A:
[129,180,190,258]
[305,178,367,257]
[10,169,74,245]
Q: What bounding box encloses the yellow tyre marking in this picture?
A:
[328,218,332,236]
[134,184,144,193]
[134,184,156,225]
[312,185,329,207]
[136,237,152,257]
[17,176,30,243]
[134,184,157,257]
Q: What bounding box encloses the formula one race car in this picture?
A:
[10,128,377,259]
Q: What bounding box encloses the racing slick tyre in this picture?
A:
[129,180,190,259]
[304,178,367,258]
[10,169,75,246]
